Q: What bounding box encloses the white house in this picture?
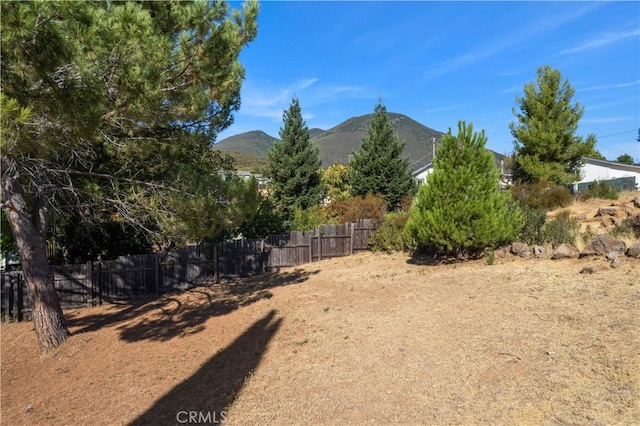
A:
[412,162,434,186]
[573,157,640,192]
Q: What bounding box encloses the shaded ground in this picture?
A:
[2,251,639,425]
[2,193,640,425]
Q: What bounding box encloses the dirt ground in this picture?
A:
[2,195,640,426]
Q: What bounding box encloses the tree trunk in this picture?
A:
[2,166,70,352]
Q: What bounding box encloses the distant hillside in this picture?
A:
[311,112,443,171]
[213,130,277,158]
[214,114,505,172]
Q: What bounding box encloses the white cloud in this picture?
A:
[422,3,602,80]
[579,80,640,92]
[556,29,640,55]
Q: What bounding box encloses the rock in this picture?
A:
[610,256,623,268]
[633,196,640,209]
[493,246,509,259]
[626,242,640,259]
[533,245,545,257]
[605,251,619,261]
[578,214,588,221]
[596,206,621,217]
[580,235,626,258]
[551,243,580,259]
[510,242,531,258]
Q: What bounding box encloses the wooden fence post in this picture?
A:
[350,222,355,255]
[15,273,23,322]
[318,227,322,261]
[213,245,218,284]
[96,262,103,305]
[154,255,160,295]
[87,261,93,306]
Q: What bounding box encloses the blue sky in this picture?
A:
[216,1,640,163]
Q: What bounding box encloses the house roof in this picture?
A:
[583,157,640,173]
[411,162,433,177]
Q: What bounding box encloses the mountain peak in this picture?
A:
[214,113,445,171]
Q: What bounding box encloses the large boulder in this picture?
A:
[580,235,626,258]
[596,206,623,217]
[627,242,640,259]
[551,243,580,259]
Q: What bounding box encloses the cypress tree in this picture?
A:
[405,121,521,258]
[266,97,323,220]
[349,100,416,210]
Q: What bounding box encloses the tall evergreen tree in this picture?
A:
[349,100,416,210]
[510,65,599,186]
[1,1,258,351]
[266,97,323,220]
[405,121,521,258]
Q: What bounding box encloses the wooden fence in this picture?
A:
[1,220,374,322]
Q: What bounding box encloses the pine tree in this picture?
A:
[266,97,323,220]
[349,100,416,210]
[1,0,259,351]
[405,121,521,258]
[510,65,599,186]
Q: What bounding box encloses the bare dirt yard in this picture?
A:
[2,196,640,426]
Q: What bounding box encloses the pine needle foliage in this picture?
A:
[348,100,416,210]
[266,97,323,221]
[405,121,522,258]
[510,65,600,186]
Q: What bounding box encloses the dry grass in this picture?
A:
[2,194,640,426]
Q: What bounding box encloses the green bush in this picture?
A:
[369,212,413,253]
[518,205,547,245]
[544,186,574,209]
[542,210,579,248]
[292,205,337,231]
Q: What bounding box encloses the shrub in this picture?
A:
[369,212,413,253]
[518,205,547,245]
[292,205,336,231]
[327,193,386,224]
[587,181,619,200]
[544,186,574,209]
[512,182,573,211]
[543,210,579,248]
[611,214,640,239]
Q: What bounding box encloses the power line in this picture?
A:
[596,128,637,138]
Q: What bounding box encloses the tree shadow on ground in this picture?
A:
[65,268,317,342]
[128,309,282,426]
